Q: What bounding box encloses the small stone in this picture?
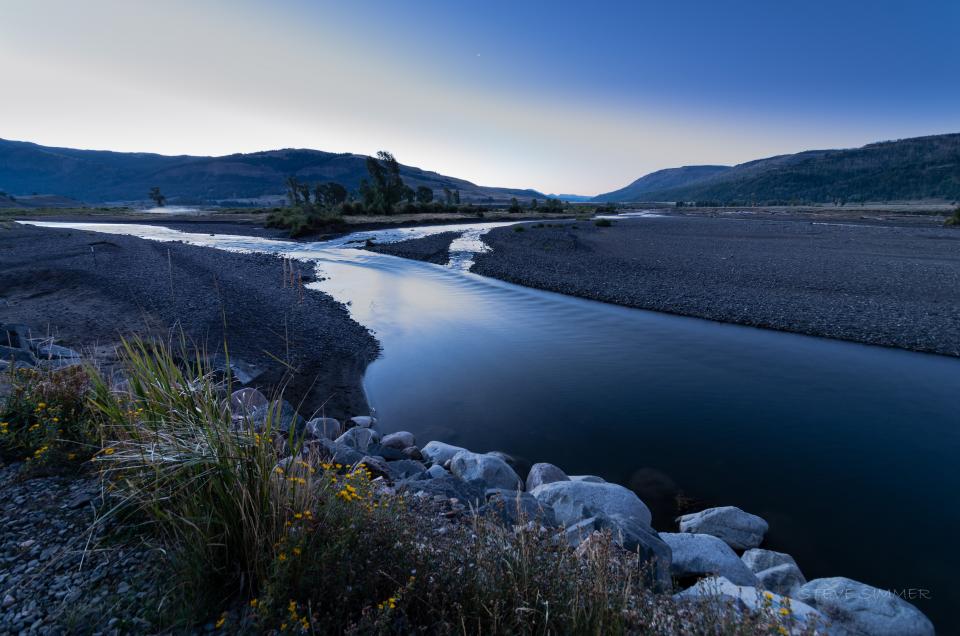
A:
[3,594,14,608]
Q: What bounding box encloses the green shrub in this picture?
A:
[945,207,960,226]
[594,218,613,227]
[513,225,526,232]
[0,364,96,467]
[266,206,346,237]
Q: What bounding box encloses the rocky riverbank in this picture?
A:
[220,392,938,635]
[0,223,378,416]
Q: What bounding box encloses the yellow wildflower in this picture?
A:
[215,615,226,629]
[249,598,258,608]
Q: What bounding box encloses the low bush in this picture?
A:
[945,207,960,227]
[266,206,346,237]
[595,218,613,227]
[0,364,97,468]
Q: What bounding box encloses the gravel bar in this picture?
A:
[471,216,960,356]
[0,223,378,416]
[365,231,459,265]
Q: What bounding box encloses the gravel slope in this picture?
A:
[471,217,960,356]
[0,223,378,417]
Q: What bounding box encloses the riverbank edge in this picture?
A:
[359,218,960,358]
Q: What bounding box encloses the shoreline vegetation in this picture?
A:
[0,335,935,634]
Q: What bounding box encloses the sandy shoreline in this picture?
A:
[0,223,378,417]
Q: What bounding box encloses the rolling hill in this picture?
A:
[592,165,731,202]
[0,139,544,205]
[594,133,960,204]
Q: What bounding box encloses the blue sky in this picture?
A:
[1,0,957,194]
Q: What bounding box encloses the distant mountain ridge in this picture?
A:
[594,133,960,203]
[0,139,545,205]
[592,165,731,202]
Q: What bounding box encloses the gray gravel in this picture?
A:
[0,463,165,634]
[0,223,378,417]
[471,217,960,356]
[365,231,459,265]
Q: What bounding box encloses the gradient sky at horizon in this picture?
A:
[1,0,957,195]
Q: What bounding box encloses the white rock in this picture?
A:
[742,548,799,573]
[450,451,523,490]
[421,441,468,466]
[304,417,341,440]
[335,427,378,452]
[349,415,377,429]
[531,479,652,528]
[230,387,268,417]
[797,577,934,636]
[678,506,769,550]
[426,464,447,479]
[381,431,416,450]
[757,563,807,597]
[659,532,759,587]
[677,577,829,634]
[569,474,605,483]
[525,462,569,491]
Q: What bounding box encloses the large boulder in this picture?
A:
[249,400,304,435]
[450,451,523,490]
[335,427,379,453]
[531,480,652,528]
[566,515,672,590]
[741,548,799,574]
[756,563,806,597]
[426,464,447,479]
[796,577,934,636]
[659,532,759,587]
[401,446,423,461]
[381,431,416,450]
[349,415,377,429]
[569,474,605,483]
[678,506,768,550]
[365,443,406,461]
[356,455,391,479]
[525,462,569,491]
[304,417,341,440]
[307,438,364,466]
[482,489,557,527]
[230,388,268,418]
[421,441,468,466]
[402,473,484,504]
[677,577,828,634]
[386,459,427,482]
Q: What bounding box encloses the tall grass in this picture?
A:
[86,336,817,634]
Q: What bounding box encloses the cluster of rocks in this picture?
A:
[0,324,83,372]
[0,464,164,635]
[245,390,935,636]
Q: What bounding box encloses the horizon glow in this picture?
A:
[1,0,957,195]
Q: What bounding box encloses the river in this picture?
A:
[22,219,959,630]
